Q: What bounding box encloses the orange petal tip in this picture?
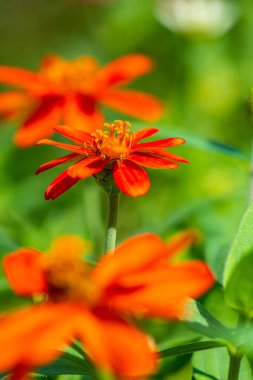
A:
[34,139,49,146]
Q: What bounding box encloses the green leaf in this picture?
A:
[223,202,253,314]
[164,362,192,380]
[181,299,233,343]
[37,351,94,377]
[71,340,87,358]
[193,368,219,380]
[193,347,229,379]
[159,340,224,358]
[154,354,192,378]
[246,357,253,377]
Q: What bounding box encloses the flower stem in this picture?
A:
[105,191,120,254]
[249,139,253,202]
[227,352,242,380]
[227,313,247,380]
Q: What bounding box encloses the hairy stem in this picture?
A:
[105,192,120,254]
[249,139,253,202]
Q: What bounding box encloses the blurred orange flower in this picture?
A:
[36,120,189,199]
[0,54,163,147]
[0,232,214,379]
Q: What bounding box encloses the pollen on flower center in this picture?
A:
[42,251,99,306]
[86,120,135,160]
[40,56,99,94]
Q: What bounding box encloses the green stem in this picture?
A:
[227,313,247,380]
[105,192,120,254]
[249,139,253,202]
[227,352,242,380]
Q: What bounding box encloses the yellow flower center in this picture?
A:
[85,120,135,160]
[42,248,99,307]
[40,55,99,94]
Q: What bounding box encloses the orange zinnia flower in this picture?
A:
[0,54,163,147]
[0,232,214,379]
[36,120,189,199]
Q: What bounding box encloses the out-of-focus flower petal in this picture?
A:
[0,67,42,92]
[78,308,158,378]
[97,54,153,87]
[0,54,165,146]
[94,229,214,319]
[0,303,79,370]
[15,96,62,147]
[64,94,103,132]
[0,91,31,120]
[166,229,199,257]
[93,233,169,288]
[105,261,214,318]
[100,88,163,122]
[49,235,87,258]
[3,249,47,296]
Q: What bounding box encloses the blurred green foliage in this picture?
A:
[1,0,253,378]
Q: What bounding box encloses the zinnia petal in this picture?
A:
[0,303,79,371]
[0,66,42,91]
[94,231,200,290]
[36,139,88,155]
[0,91,31,120]
[35,153,79,175]
[97,54,153,87]
[67,156,108,179]
[134,137,185,149]
[53,124,91,143]
[105,261,214,318]
[134,127,159,143]
[93,233,169,289]
[100,88,163,122]
[45,169,80,200]
[77,309,158,378]
[63,94,103,133]
[166,229,199,257]
[3,249,48,296]
[10,363,30,380]
[14,96,62,147]
[112,160,150,197]
[129,152,179,169]
[49,235,87,258]
[134,147,190,163]
[94,230,214,319]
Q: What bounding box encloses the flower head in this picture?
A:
[36,120,189,199]
[0,232,214,379]
[0,54,163,146]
